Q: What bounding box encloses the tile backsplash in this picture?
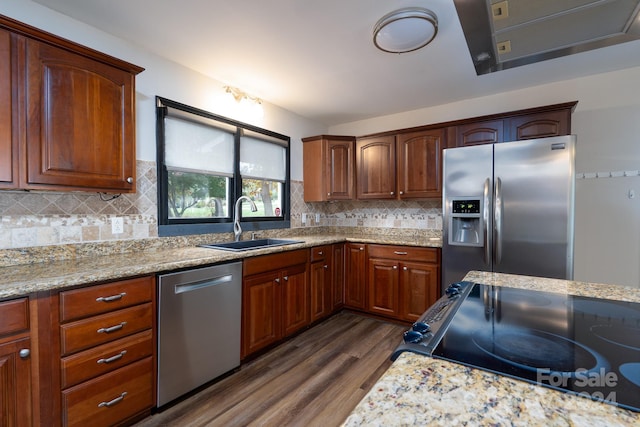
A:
[0,161,442,250]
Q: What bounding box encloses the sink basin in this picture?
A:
[200,238,304,252]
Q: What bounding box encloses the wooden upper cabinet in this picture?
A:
[507,109,572,140]
[302,135,355,201]
[455,119,504,147]
[454,102,576,146]
[24,39,139,192]
[0,28,16,188]
[0,14,144,193]
[396,128,444,199]
[356,135,396,199]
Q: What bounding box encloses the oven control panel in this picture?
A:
[391,281,475,360]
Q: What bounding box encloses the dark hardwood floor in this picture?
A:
[135,312,406,427]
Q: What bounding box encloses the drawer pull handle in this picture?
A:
[393,251,408,255]
[97,322,127,334]
[97,350,127,364]
[96,293,126,303]
[98,392,127,408]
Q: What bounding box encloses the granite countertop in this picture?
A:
[342,271,640,426]
[0,231,442,299]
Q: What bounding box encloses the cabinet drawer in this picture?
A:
[61,357,153,427]
[60,276,153,322]
[60,303,152,356]
[0,297,29,336]
[310,245,331,262]
[367,245,439,263]
[243,249,309,276]
[60,330,153,389]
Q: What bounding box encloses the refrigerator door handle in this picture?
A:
[483,178,491,265]
[494,177,503,265]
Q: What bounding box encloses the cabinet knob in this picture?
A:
[359,247,364,251]
[283,276,289,281]
[126,177,134,184]
[399,191,404,195]
[390,191,394,195]
[323,265,328,269]
[393,265,398,270]
[275,278,280,283]
[318,251,323,255]
[19,349,30,359]
[403,266,408,271]
[327,193,330,197]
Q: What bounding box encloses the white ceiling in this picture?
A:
[32,0,640,126]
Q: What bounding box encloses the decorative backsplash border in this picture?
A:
[0,161,443,251]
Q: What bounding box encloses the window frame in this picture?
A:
[156,96,291,237]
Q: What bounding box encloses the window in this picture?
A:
[156,97,290,236]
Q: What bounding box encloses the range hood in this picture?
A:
[454,0,640,75]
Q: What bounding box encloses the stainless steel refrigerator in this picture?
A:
[442,135,576,289]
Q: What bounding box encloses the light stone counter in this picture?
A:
[0,230,441,299]
[343,271,640,426]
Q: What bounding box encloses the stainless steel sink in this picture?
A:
[200,238,304,252]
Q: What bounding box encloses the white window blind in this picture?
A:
[240,135,286,181]
[164,116,235,176]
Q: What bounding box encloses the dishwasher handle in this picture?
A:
[174,274,234,294]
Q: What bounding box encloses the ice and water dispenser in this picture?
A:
[448,199,483,246]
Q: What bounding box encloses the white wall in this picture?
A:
[330,67,640,288]
[0,1,326,181]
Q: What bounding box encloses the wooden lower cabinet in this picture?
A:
[344,243,367,310]
[0,297,32,427]
[331,243,345,309]
[310,245,332,322]
[242,250,310,359]
[55,276,155,427]
[0,336,32,427]
[367,245,440,322]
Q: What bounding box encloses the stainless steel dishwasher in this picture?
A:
[157,261,242,407]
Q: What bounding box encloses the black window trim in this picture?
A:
[156,96,291,237]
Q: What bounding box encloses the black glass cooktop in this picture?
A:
[431,284,640,412]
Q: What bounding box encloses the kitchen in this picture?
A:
[0,0,639,426]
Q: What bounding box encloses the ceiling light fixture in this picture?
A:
[373,7,438,53]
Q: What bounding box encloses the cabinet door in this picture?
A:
[508,110,571,141]
[24,38,136,192]
[397,129,444,199]
[367,258,399,318]
[242,271,281,357]
[344,244,367,309]
[0,337,32,427]
[326,139,355,200]
[310,261,328,322]
[0,28,16,188]
[400,262,440,322]
[281,264,309,336]
[456,119,504,146]
[356,135,396,199]
[331,243,345,309]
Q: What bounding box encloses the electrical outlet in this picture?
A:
[315,213,320,224]
[111,217,124,234]
[301,213,307,225]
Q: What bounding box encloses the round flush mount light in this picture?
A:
[373,7,438,54]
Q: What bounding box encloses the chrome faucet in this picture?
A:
[233,196,258,241]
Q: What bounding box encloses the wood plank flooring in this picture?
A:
[135,312,406,427]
